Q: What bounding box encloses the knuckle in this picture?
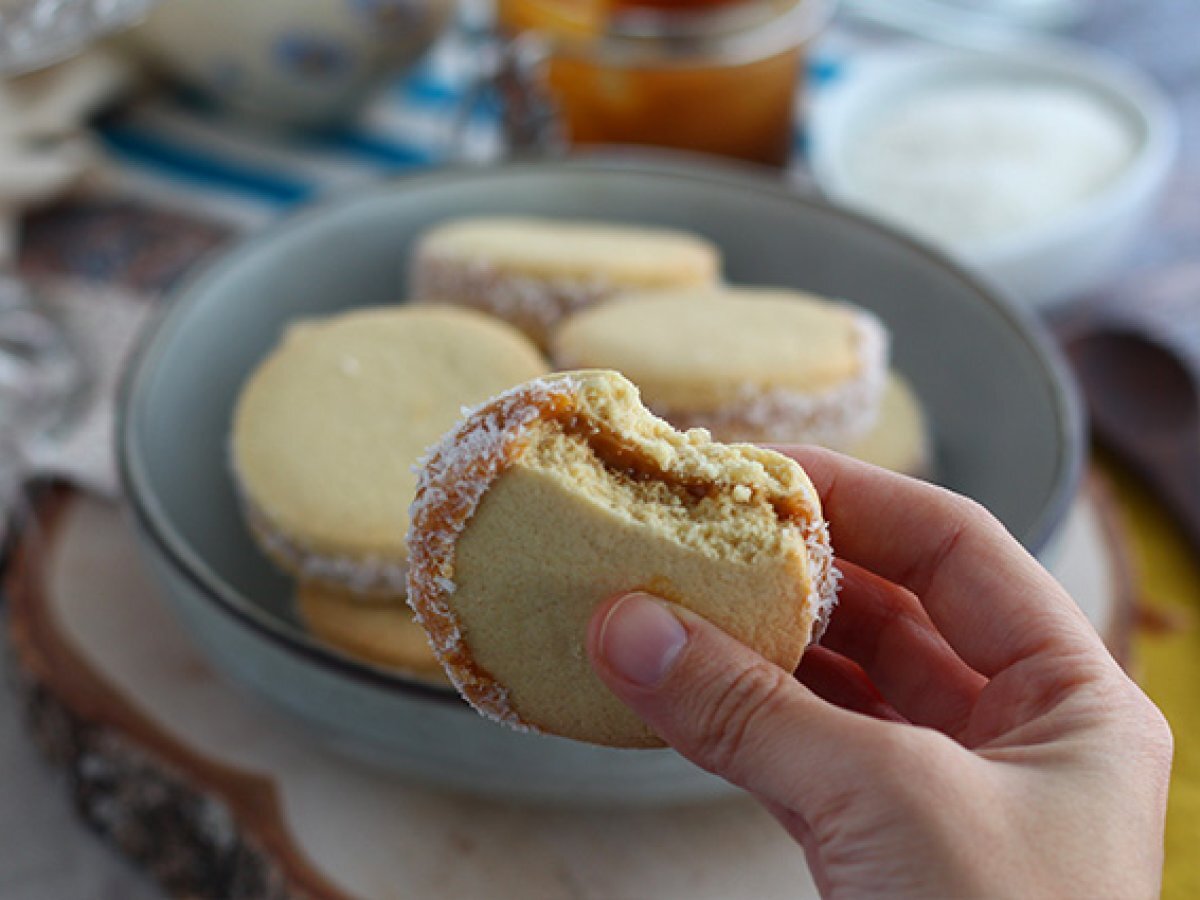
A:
[900,492,1002,596]
[1090,676,1174,774]
[1134,697,1174,765]
[691,663,794,777]
[950,492,1002,534]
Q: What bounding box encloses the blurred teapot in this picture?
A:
[126,0,454,127]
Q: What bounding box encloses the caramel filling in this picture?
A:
[544,400,808,525]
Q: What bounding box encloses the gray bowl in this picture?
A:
[118,158,1083,806]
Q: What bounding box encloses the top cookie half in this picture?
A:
[231,306,548,596]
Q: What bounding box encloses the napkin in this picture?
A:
[23,279,152,496]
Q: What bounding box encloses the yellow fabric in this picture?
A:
[1102,458,1200,899]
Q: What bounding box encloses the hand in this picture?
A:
[587,448,1171,899]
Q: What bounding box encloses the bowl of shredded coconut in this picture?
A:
[810,42,1178,309]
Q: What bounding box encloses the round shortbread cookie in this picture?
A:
[231,305,549,597]
[406,370,838,748]
[848,373,933,478]
[550,287,890,447]
[296,582,450,685]
[409,217,721,347]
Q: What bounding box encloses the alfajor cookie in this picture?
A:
[848,373,933,477]
[231,306,548,598]
[551,286,889,447]
[406,370,838,748]
[408,217,720,347]
[296,582,450,686]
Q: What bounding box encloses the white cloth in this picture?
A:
[24,280,152,496]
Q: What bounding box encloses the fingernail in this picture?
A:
[599,593,689,687]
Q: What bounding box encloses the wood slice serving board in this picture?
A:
[5,481,1133,900]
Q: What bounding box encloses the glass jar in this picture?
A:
[494,0,834,167]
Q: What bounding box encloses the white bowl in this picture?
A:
[809,42,1179,310]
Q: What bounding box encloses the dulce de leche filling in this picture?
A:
[543,394,811,525]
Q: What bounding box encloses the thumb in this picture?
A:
[588,591,896,810]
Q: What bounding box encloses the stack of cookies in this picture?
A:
[231,215,929,682]
[412,217,930,475]
[409,217,721,349]
[231,305,548,683]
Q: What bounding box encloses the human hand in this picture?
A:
[587,448,1171,899]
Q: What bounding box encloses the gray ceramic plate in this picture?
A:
[118,157,1083,805]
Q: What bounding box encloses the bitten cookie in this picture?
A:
[550,287,889,447]
[848,373,933,477]
[406,370,838,748]
[231,306,548,597]
[296,582,450,686]
[408,217,720,347]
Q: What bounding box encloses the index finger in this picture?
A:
[778,446,1101,676]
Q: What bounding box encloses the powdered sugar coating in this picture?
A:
[233,469,408,600]
[802,517,841,642]
[405,377,579,731]
[411,253,614,347]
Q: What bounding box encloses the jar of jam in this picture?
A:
[493,0,834,168]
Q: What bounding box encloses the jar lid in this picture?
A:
[510,0,835,66]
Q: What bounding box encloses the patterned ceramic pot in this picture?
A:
[127,0,454,126]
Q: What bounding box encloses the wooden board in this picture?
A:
[5,480,1134,900]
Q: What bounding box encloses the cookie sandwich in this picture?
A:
[406,370,839,748]
[231,305,548,599]
[551,287,888,447]
[409,216,720,347]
